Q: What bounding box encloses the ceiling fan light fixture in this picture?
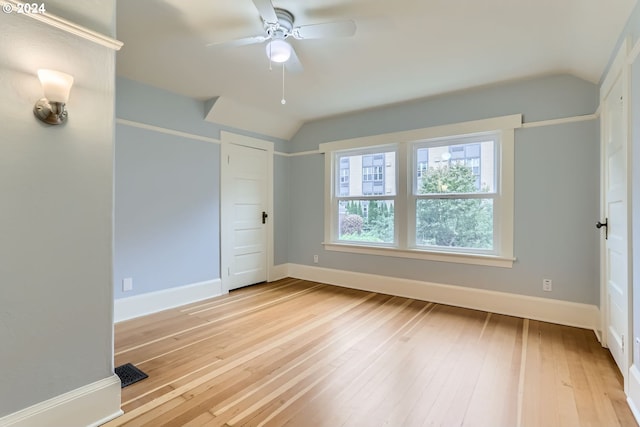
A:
[266,39,292,63]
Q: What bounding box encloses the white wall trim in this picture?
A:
[521,113,599,129]
[269,264,291,282]
[116,118,221,145]
[0,375,122,427]
[114,279,222,322]
[287,264,600,331]
[274,150,321,157]
[629,365,640,425]
[5,1,123,51]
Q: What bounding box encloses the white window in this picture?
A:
[412,136,496,253]
[321,115,519,267]
[334,148,397,244]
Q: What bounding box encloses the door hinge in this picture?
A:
[622,335,625,352]
[228,155,230,164]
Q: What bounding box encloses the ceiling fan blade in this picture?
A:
[252,0,278,23]
[293,20,356,39]
[285,46,304,73]
[206,35,268,48]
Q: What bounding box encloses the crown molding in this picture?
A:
[6,1,123,51]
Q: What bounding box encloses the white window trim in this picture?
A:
[321,114,521,268]
[410,133,500,255]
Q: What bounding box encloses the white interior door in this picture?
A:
[601,70,630,380]
[223,142,269,291]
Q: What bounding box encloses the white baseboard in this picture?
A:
[288,264,600,331]
[0,375,122,427]
[114,279,222,323]
[628,365,640,425]
[269,263,291,282]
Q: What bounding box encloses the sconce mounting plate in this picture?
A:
[34,98,68,125]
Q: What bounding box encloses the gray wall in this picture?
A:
[114,125,220,298]
[0,3,116,417]
[274,154,290,265]
[115,78,289,297]
[116,77,289,153]
[292,75,597,152]
[288,75,601,305]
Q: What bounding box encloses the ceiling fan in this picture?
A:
[208,0,357,72]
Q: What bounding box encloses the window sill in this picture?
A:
[322,242,515,268]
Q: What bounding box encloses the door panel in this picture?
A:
[226,143,269,290]
[602,72,629,378]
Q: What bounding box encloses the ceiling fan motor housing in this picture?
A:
[265,8,294,39]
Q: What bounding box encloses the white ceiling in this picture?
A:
[114,0,636,135]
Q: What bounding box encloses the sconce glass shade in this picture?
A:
[34,69,74,125]
[37,69,73,103]
[265,39,292,63]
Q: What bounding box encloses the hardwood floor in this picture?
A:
[105,278,637,427]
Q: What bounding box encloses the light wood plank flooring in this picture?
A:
[105,278,637,427]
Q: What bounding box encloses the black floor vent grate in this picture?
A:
[115,363,148,388]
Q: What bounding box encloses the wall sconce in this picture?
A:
[33,69,74,125]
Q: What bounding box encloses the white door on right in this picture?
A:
[602,72,629,378]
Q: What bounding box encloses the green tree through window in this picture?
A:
[416,164,493,249]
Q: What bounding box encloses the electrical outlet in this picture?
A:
[543,279,552,292]
[123,277,133,292]
[313,255,319,264]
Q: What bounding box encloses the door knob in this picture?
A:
[596,218,608,240]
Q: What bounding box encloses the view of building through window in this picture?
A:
[414,140,495,250]
[336,139,496,249]
[416,141,494,193]
[337,151,395,243]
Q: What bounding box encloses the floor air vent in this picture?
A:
[115,363,148,388]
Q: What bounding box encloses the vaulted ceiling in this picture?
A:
[87,1,640,137]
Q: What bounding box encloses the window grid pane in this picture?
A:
[339,200,394,244]
[416,199,494,250]
[336,151,396,197]
[412,136,497,253]
[415,140,495,195]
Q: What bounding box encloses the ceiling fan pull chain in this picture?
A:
[281,64,286,105]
